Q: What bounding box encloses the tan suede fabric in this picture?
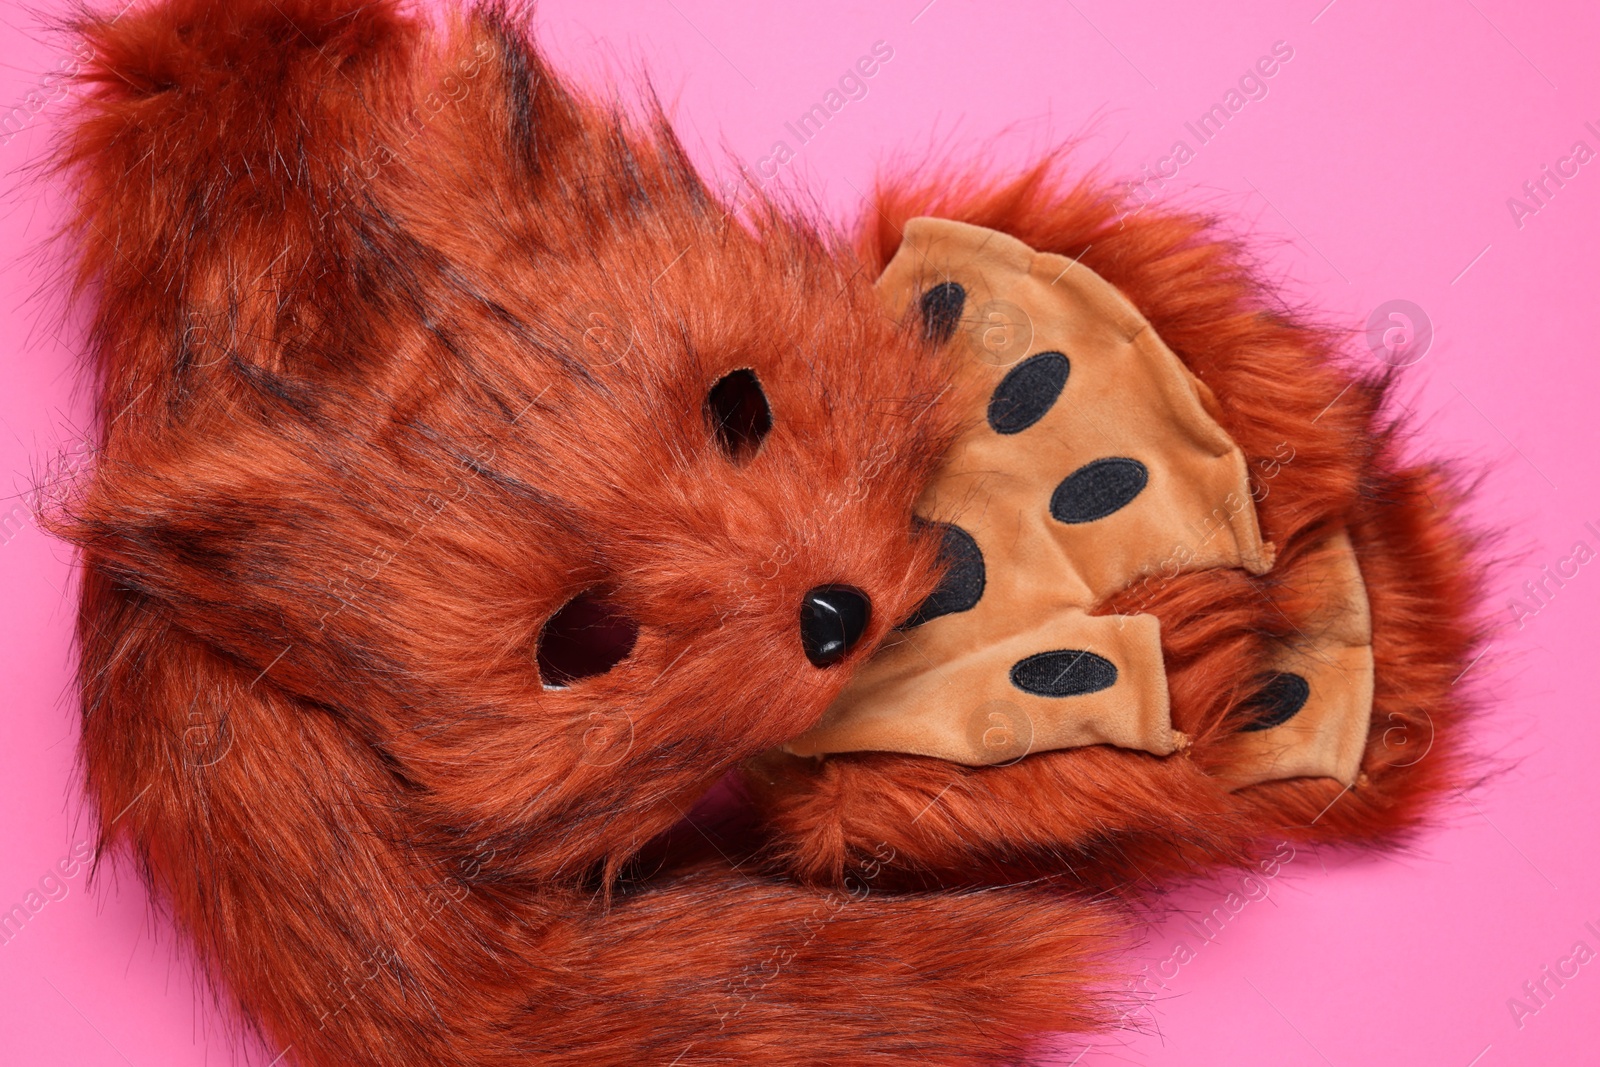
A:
[785,613,1172,763]
[785,219,1273,765]
[1221,529,1375,788]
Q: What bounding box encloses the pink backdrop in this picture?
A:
[2,1,1597,1064]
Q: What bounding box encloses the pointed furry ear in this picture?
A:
[58,0,693,441]
[455,6,713,233]
[59,0,422,432]
[476,5,587,183]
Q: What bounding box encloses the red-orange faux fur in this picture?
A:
[55,2,1127,1063]
[50,0,1484,1063]
[744,171,1487,892]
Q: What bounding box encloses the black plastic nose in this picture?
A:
[799,585,871,667]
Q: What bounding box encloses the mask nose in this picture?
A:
[799,585,871,667]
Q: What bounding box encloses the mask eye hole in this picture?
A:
[705,369,772,464]
[537,590,639,688]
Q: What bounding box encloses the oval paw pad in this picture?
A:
[1050,457,1149,525]
[907,523,986,626]
[1238,672,1311,732]
[987,351,1070,435]
[1010,649,1119,698]
[919,281,966,345]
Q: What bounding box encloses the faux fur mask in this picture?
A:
[51,0,1484,1064]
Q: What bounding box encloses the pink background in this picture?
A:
[2,1,1597,1064]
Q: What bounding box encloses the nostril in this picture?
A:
[799,585,871,667]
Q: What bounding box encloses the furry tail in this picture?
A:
[545,869,1129,1066]
[76,596,1126,1067]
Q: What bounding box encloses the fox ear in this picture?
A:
[476,6,587,185]
[60,0,426,432]
[60,0,679,442]
[456,8,712,242]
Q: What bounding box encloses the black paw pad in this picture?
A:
[987,351,1070,435]
[1238,672,1311,732]
[906,523,985,626]
[1010,650,1119,697]
[919,282,966,345]
[1050,457,1149,524]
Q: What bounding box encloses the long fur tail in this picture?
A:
[75,591,1124,1066]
